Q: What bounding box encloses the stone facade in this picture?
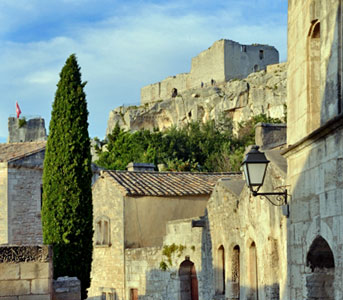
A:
[0,142,46,245]
[107,62,286,135]
[141,39,279,104]
[284,1,343,299]
[88,154,287,300]
[207,149,287,300]
[87,171,237,300]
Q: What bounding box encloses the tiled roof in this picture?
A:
[0,141,46,162]
[103,170,241,196]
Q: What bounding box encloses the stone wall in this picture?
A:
[124,218,212,300]
[107,62,286,135]
[286,1,343,299]
[287,0,342,144]
[284,125,343,299]
[207,161,287,299]
[7,151,44,245]
[140,39,279,104]
[8,117,47,143]
[0,150,44,245]
[87,177,125,300]
[0,163,8,244]
[124,195,208,248]
[0,245,53,300]
[224,40,279,82]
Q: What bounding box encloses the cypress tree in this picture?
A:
[42,54,93,299]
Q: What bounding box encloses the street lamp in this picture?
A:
[242,145,289,216]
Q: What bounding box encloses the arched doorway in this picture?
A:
[306,236,334,300]
[179,259,199,300]
[248,241,258,300]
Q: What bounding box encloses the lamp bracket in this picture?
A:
[252,189,288,207]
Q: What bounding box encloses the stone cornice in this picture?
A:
[282,114,343,157]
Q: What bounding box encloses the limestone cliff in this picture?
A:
[106,62,286,136]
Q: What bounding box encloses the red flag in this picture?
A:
[16,102,21,118]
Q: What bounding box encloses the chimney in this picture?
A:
[126,162,155,172]
[254,123,287,150]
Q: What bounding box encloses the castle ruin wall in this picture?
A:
[224,40,279,80]
[140,39,279,105]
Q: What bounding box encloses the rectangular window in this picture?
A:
[259,50,264,59]
[103,221,109,244]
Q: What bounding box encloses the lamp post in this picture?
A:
[242,145,289,217]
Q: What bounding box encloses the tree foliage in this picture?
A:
[95,114,282,172]
[42,54,93,299]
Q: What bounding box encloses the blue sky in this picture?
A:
[0,0,288,142]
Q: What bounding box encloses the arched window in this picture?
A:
[95,216,111,246]
[216,245,225,295]
[248,242,258,300]
[306,236,334,299]
[231,245,240,299]
[307,20,321,132]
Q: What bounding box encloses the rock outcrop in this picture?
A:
[106,63,287,136]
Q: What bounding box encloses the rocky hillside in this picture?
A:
[106,63,287,136]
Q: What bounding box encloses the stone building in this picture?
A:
[87,170,238,300]
[283,1,343,299]
[0,141,46,245]
[87,125,288,300]
[141,39,279,104]
[206,122,287,300]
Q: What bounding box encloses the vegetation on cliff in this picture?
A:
[95,114,282,172]
[42,54,93,299]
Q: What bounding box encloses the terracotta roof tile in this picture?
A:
[0,142,46,162]
[104,170,241,196]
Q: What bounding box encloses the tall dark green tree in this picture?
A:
[42,54,93,299]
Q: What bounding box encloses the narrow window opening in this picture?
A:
[95,216,110,246]
[307,20,321,132]
[216,245,225,295]
[232,245,240,299]
[259,50,264,60]
[241,45,247,52]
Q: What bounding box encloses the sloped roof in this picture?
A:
[103,170,240,197]
[0,141,46,162]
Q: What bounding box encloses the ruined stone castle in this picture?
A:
[140,39,279,104]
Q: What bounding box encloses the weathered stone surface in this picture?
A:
[0,281,30,296]
[106,63,286,135]
[8,118,47,143]
[21,262,50,280]
[0,264,19,280]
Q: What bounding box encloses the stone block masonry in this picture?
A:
[0,245,53,300]
[8,117,47,143]
[140,39,279,104]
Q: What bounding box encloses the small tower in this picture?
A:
[8,117,47,143]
